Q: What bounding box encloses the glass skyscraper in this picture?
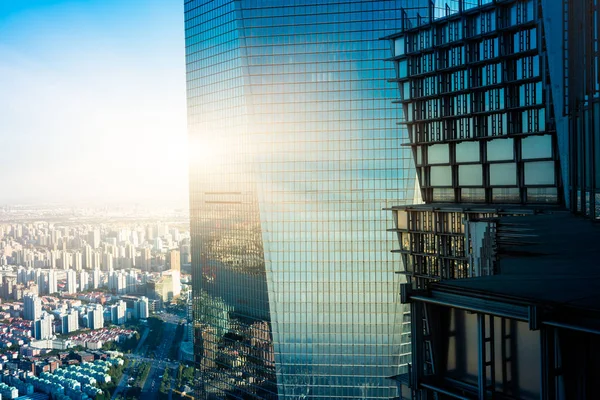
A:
[185,1,420,398]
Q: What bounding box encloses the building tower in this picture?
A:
[33,312,54,340]
[185,1,420,398]
[88,229,100,249]
[166,249,180,272]
[47,269,57,295]
[23,293,42,321]
[73,251,82,271]
[384,0,600,399]
[66,269,77,294]
[87,304,104,330]
[79,270,90,292]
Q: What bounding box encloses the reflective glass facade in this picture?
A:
[185,1,418,398]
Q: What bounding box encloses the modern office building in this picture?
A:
[185,1,425,398]
[384,0,600,398]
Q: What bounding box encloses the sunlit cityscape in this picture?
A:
[1,0,600,399]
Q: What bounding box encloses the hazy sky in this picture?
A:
[0,0,188,208]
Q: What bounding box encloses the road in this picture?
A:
[111,326,150,399]
[140,316,180,399]
[111,313,185,400]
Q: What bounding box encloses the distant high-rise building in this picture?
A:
[73,251,82,271]
[83,244,92,269]
[102,253,113,272]
[61,309,79,334]
[87,304,104,330]
[92,251,101,270]
[88,229,100,249]
[65,269,77,294]
[110,300,126,325]
[79,270,89,292]
[92,268,101,289]
[23,293,42,321]
[135,296,149,320]
[153,237,163,253]
[61,251,70,270]
[108,271,126,294]
[33,312,54,340]
[47,269,57,294]
[140,247,151,271]
[166,249,180,272]
[2,276,16,299]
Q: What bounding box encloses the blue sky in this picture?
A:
[0,0,188,207]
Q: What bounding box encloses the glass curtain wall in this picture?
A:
[185,1,420,399]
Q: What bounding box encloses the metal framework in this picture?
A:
[565,0,600,219]
[385,0,561,206]
[384,0,600,399]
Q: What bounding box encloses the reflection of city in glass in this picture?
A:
[185,1,416,398]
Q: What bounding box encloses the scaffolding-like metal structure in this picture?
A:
[384,0,600,399]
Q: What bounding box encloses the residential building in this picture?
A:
[47,269,57,295]
[86,305,104,330]
[88,230,100,249]
[110,301,126,325]
[66,269,77,294]
[136,296,149,320]
[92,268,101,290]
[79,270,89,292]
[33,313,54,340]
[61,309,79,334]
[23,294,42,321]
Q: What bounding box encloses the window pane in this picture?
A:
[460,188,485,202]
[432,188,455,202]
[490,163,517,185]
[395,38,405,56]
[428,144,449,164]
[396,211,408,229]
[527,187,558,203]
[458,165,483,186]
[399,60,408,78]
[524,161,555,185]
[456,141,480,163]
[492,188,520,202]
[487,138,514,161]
[522,135,552,159]
[430,166,452,186]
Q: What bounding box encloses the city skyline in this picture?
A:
[0,0,188,207]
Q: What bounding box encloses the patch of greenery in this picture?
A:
[175,363,195,391]
[158,367,172,400]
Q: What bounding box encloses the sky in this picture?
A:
[0,0,188,208]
